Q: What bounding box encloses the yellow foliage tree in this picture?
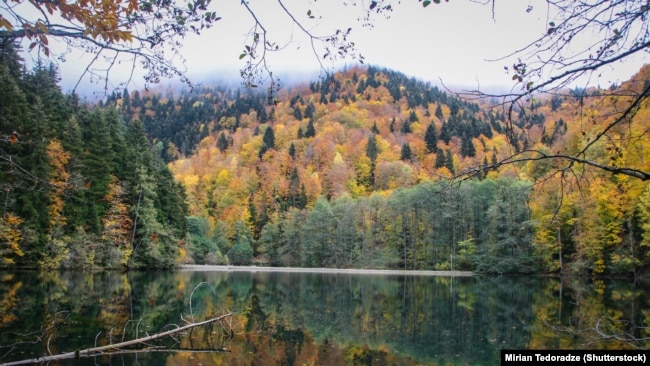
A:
[0,213,24,265]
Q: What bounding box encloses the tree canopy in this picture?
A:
[2,0,647,179]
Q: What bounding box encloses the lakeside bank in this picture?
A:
[179,264,474,276]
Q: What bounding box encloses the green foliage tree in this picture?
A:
[302,197,335,267]
[227,221,254,265]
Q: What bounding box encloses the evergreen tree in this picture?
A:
[435,103,444,120]
[424,123,438,153]
[298,184,308,209]
[389,117,395,133]
[293,106,303,120]
[440,120,451,144]
[461,133,476,158]
[445,150,455,174]
[71,109,113,232]
[217,131,228,153]
[304,102,315,119]
[305,118,316,138]
[400,143,412,161]
[491,151,499,171]
[356,79,366,94]
[435,150,446,169]
[366,134,379,163]
[371,121,380,134]
[408,110,418,122]
[288,142,297,160]
[263,125,275,149]
[289,167,300,207]
[400,119,412,134]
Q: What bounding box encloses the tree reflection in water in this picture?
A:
[0,270,649,365]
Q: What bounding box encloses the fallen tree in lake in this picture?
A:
[0,313,233,366]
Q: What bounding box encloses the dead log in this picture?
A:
[0,313,232,366]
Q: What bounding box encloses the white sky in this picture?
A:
[45,0,647,95]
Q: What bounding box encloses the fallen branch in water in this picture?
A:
[0,313,232,366]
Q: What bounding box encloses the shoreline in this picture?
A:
[178,264,474,276]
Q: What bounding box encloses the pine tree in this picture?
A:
[366,134,379,163]
[288,142,297,160]
[305,118,316,138]
[424,123,438,153]
[293,106,303,120]
[371,121,380,134]
[401,119,412,134]
[400,143,412,161]
[435,150,446,169]
[409,110,418,122]
[304,102,315,119]
[298,184,308,209]
[461,133,476,158]
[440,121,451,144]
[435,103,444,120]
[262,125,275,150]
[491,151,498,171]
[289,167,300,207]
[445,150,455,174]
[217,131,228,153]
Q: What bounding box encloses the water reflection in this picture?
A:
[0,271,648,365]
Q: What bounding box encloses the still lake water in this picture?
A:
[0,269,648,365]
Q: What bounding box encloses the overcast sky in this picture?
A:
[51,1,647,95]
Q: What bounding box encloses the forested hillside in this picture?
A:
[2,38,649,276]
[111,64,650,275]
[0,44,187,269]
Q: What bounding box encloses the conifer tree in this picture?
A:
[435,150,446,169]
[461,133,476,158]
[217,131,228,153]
[435,103,444,120]
[304,102,315,119]
[445,150,455,174]
[305,118,316,138]
[424,123,438,153]
[401,119,412,134]
[288,142,297,160]
[371,121,380,134]
[293,106,303,120]
[263,125,275,150]
[440,120,451,144]
[409,110,418,122]
[289,167,300,207]
[400,143,412,161]
[366,134,379,163]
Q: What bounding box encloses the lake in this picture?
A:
[0,269,648,365]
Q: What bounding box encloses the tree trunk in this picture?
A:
[2,313,232,366]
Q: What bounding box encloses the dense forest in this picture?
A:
[0,44,187,269]
[2,39,650,275]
